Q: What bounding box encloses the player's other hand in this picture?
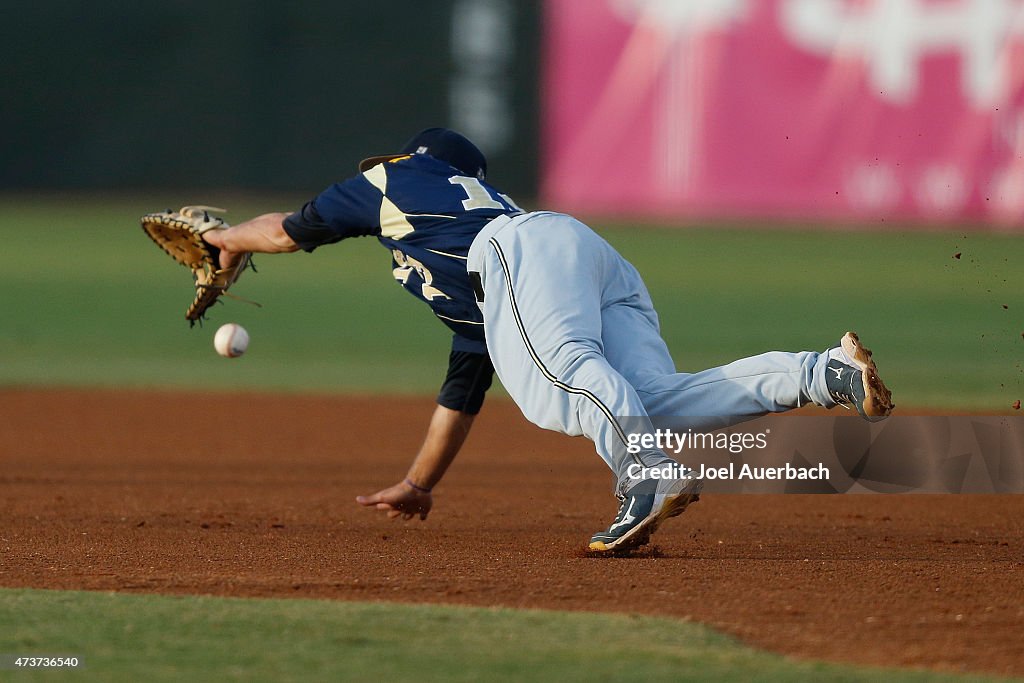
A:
[356,481,432,521]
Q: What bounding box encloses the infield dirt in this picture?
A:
[2,388,1022,677]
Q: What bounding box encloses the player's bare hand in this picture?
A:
[199,228,246,271]
[356,481,432,521]
[217,248,246,271]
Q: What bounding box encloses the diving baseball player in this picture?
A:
[201,128,893,552]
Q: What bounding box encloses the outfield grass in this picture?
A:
[0,588,1003,683]
[1,196,1020,407]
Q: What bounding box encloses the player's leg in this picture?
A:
[470,212,701,552]
[473,212,672,484]
[598,259,892,427]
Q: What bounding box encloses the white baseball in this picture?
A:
[214,323,249,358]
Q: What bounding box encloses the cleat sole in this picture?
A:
[841,332,894,419]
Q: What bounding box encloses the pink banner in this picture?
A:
[542,0,1024,226]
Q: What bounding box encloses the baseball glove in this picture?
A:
[140,205,252,324]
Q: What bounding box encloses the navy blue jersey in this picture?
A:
[283,154,520,355]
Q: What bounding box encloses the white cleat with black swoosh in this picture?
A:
[825,331,894,421]
[588,476,702,553]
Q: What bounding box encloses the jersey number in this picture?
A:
[448,176,521,212]
[392,250,450,301]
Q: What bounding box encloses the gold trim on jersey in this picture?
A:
[362,163,415,240]
[435,313,484,325]
[425,248,468,260]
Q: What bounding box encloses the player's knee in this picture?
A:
[547,344,604,378]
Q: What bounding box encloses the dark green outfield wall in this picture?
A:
[2,1,540,196]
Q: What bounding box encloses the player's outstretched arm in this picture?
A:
[202,212,300,270]
[356,405,475,521]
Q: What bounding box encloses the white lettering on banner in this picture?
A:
[915,164,970,216]
[845,163,901,213]
[609,0,752,193]
[611,0,750,35]
[781,0,1024,108]
[847,163,975,217]
[604,0,1024,221]
[995,111,1024,150]
[989,165,1024,220]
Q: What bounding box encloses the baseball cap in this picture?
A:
[358,127,488,179]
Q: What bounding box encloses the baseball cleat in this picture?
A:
[588,476,702,553]
[825,331,894,421]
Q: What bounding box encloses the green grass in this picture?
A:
[0,195,1021,408]
[0,588,1002,683]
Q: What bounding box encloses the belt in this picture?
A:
[468,271,485,303]
[467,212,521,304]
